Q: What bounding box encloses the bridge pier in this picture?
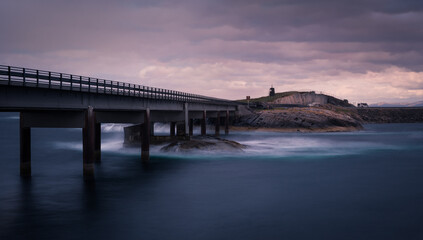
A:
[201,110,206,136]
[20,112,31,177]
[189,119,193,136]
[170,122,176,137]
[94,123,101,163]
[215,111,220,136]
[141,108,150,164]
[225,110,229,135]
[177,122,186,136]
[83,106,95,178]
[184,103,189,136]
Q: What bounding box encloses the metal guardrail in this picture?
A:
[0,65,237,106]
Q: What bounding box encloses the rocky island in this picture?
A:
[235,91,363,132]
[234,91,423,132]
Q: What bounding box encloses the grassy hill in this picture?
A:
[237,91,299,103]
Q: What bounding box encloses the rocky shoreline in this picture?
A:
[234,104,423,132]
[160,136,246,152]
[234,105,364,132]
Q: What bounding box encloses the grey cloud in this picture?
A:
[0,0,422,102]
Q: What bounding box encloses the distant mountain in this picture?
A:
[407,101,423,107]
[370,101,423,107]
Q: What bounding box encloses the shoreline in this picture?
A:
[230,125,362,133]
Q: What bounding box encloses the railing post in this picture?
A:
[80,76,83,92]
[70,74,73,91]
[48,72,51,89]
[60,73,62,90]
[96,78,98,94]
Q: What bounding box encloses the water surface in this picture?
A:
[1,112,422,240]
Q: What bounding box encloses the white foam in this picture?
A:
[52,128,404,160]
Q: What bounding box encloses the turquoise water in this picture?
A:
[1,112,423,240]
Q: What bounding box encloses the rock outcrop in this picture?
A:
[160,136,246,152]
[234,105,363,132]
[270,92,353,107]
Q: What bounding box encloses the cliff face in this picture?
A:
[269,92,353,107]
[235,106,363,132]
[270,92,327,105]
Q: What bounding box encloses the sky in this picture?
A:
[1,0,423,104]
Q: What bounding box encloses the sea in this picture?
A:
[1,112,423,240]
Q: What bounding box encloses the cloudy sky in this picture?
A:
[1,0,422,104]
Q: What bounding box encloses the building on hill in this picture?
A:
[269,85,275,97]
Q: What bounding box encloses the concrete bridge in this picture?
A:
[0,65,238,178]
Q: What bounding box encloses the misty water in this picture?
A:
[1,112,423,240]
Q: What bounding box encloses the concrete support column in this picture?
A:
[150,122,155,136]
[215,111,220,136]
[83,106,95,178]
[170,122,176,137]
[184,103,189,136]
[177,123,186,136]
[141,108,150,164]
[225,110,229,135]
[20,112,31,177]
[94,123,101,163]
[189,119,193,136]
[201,110,206,136]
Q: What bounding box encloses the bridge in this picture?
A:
[0,65,238,178]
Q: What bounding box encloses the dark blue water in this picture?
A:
[1,112,423,240]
